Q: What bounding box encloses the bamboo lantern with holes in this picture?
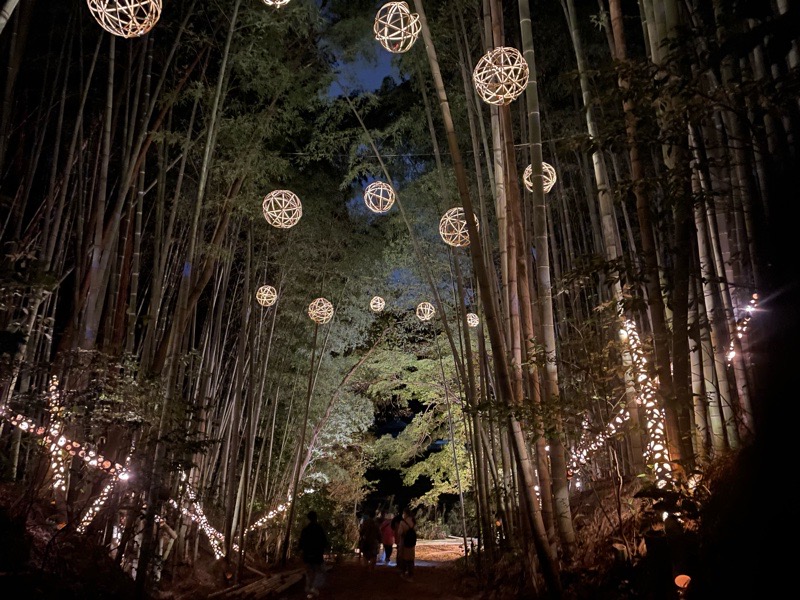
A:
[467,313,480,328]
[86,0,162,38]
[439,207,478,248]
[261,0,291,6]
[416,302,435,322]
[364,181,396,213]
[263,190,302,229]
[373,2,421,54]
[523,162,557,194]
[472,47,529,106]
[308,298,334,324]
[370,296,386,312]
[256,285,277,307]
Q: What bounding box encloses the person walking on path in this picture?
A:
[378,511,395,565]
[358,513,381,569]
[395,508,417,581]
[298,511,328,598]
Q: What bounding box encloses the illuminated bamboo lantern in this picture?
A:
[416,301,435,322]
[466,313,480,328]
[364,181,396,213]
[472,47,529,106]
[261,0,291,6]
[439,207,478,248]
[256,285,277,307]
[86,0,162,38]
[262,190,302,229]
[373,2,420,54]
[370,296,386,312]
[523,162,557,194]
[308,297,334,324]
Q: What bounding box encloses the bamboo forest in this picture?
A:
[0,1,795,599]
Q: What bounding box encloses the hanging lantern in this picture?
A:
[370,296,386,312]
[416,301,435,322]
[466,313,480,328]
[523,162,557,194]
[373,2,421,54]
[261,0,291,6]
[363,181,397,213]
[262,190,302,229]
[472,47,529,106]
[308,298,334,324]
[256,285,277,307]
[86,0,162,39]
[439,207,478,248]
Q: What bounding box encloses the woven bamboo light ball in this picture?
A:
[472,47,529,106]
[364,181,396,213]
[416,301,435,322]
[467,313,480,328]
[523,162,557,194]
[261,0,291,6]
[439,207,479,248]
[373,2,421,54]
[256,285,277,307]
[262,190,302,229]
[370,296,386,312]
[308,297,334,324]
[86,1,162,38]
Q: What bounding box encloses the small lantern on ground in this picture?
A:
[364,181,396,213]
[439,207,478,248]
[374,2,420,54]
[472,47,529,106]
[370,296,386,312]
[416,302,435,322]
[86,0,162,38]
[467,313,480,328]
[308,298,334,324]
[256,285,277,307]
[523,162,557,194]
[263,190,302,229]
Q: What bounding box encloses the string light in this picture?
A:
[727,294,758,365]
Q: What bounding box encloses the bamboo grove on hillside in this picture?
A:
[0,0,796,597]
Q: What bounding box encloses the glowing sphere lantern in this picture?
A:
[466,313,480,328]
[472,47,529,106]
[256,285,277,307]
[373,2,421,54]
[416,301,435,322]
[261,0,291,6]
[262,190,302,229]
[439,207,478,248]
[86,0,162,38]
[308,298,334,324]
[370,296,386,312]
[523,162,557,194]
[364,181,396,213]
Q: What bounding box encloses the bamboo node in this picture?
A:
[373,2,421,54]
[86,0,162,38]
[523,162,557,193]
[262,190,302,229]
[416,301,435,322]
[370,296,386,312]
[308,298,334,324]
[472,47,529,106]
[439,207,478,248]
[256,285,278,307]
[364,181,396,213]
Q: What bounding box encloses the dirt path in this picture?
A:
[283,541,480,600]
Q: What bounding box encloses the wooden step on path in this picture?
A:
[208,568,305,599]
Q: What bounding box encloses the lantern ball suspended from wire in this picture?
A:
[364,181,396,213]
[472,46,529,106]
[86,0,162,38]
[416,301,435,322]
[262,190,302,229]
[439,207,479,248]
[255,285,277,307]
[523,162,557,194]
[261,0,292,6]
[466,313,480,328]
[308,297,334,324]
[373,2,421,54]
[370,296,386,312]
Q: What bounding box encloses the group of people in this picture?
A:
[358,507,417,580]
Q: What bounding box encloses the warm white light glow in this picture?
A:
[364,181,396,213]
[373,2,420,54]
